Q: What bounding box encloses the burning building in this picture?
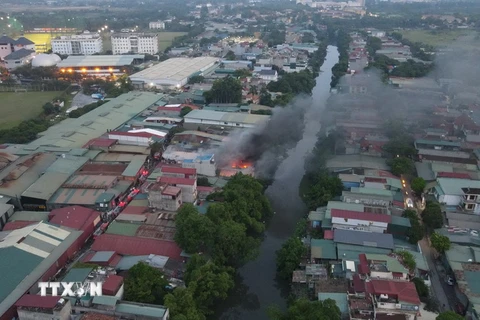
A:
[219,159,254,177]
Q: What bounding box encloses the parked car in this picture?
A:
[447,276,454,285]
[406,198,414,208]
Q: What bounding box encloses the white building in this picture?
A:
[108,129,167,147]
[255,69,278,82]
[51,32,102,55]
[149,21,166,30]
[111,33,158,55]
[4,49,36,70]
[330,209,390,233]
[0,35,35,60]
[431,178,480,211]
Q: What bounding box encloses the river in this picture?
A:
[214,45,339,320]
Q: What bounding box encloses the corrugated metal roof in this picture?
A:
[57,55,145,68]
[310,239,337,260]
[184,109,269,125]
[334,229,395,250]
[90,251,116,262]
[15,294,61,309]
[437,178,480,196]
[106,221,140,237]
[122,157,145,178]
[331,208,391,223]
[9,211,50,222]
[102,274,123,294]
[62,267,94,283]
[92,295,119,307]
[2,221,36,231]
[115,255,149,270]
[28,92,163,149]
[115,302,167,318]
[92,234,182,260]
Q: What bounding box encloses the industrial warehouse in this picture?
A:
[129,57,219,89]
[56,55,145,76]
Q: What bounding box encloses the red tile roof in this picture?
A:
[370,280,421,305]
[102,274,124,295]
[109,131,155,139]
[158,106,182,112]
[331,209,392,223]
[49,206,101,231]
[359,254,370,274]
[92,234,182,261]
[352,274,365,293]
[323,230,334,240]
[437,172,471,179]
[161,166,197,175]
[2,220,36,231]
[81,313,116,320]
[15,295,61,309]
[159,176,196,186]
[392,200,405,208]
[197,186,214,192]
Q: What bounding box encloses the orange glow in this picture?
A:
[60,69,65,73]
[108,67,113,72]
[68,68,73,73]
[230,160,251,169]
[95,67,100,71]
[81,68,86,72]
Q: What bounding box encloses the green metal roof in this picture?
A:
[337,243,391,261]
[350,187,394,197]
[122,157,145,177]
[326,201,364,212]
[9,211,49,222]
[311,239,337,260]
[366,253,408,273]
[62,267,94,283]
[390,215,411,228]
[28,92,164,148]
[407,250,429,271]
[106,221,140,236]
[415,139,462,148]
[0,246,43,305]
[464,271,480,294]
[116,302,167,317]
[93,295,119,307]
[318,293,348,315]
[437,178,480,196]
[308,212,324,221]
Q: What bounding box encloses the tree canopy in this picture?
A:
[413,278,429,298]
[388,157,414,176]
[397,250,416,270]
[203,76,242,104]
[174,204,216,253]
[411,177,426,195]
[422,201,444,230]
[266,69,316,96]
[124,262,170,304]
[179,106,193,118]
[431,232,451,253]
[164,288,206,320]
[436,311,464,320]
[301,171,343,210]
[269,298,341,320]
[403,209,425,244]
[276,237,307,280]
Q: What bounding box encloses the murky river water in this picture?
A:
[214,45,339,320]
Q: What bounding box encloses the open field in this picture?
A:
[158,32,187,52]
[400,29,478,46]
[0,91,61,129]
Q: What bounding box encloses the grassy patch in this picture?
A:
[400,29,477,47]
[0,91,61,129]
[158,31,187,52]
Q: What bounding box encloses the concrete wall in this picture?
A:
[148,191,182,211]
[18,302,72,320]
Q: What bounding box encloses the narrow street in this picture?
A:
[401,175,452,313]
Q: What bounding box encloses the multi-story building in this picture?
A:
[111,33,158,55]
[0,35,35,60]
[149,21,165,29]
[158,176,197,203]
[147,183,182,211]
[51,32,102,55]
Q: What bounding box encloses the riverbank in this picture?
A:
[214,45,340,320]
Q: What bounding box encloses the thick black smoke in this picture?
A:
[215,95,312,179]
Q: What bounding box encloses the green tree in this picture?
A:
[302,32,315,43]
[276,237,307,280]
[203,76,242,104]
[413,277,429,298]
[388,157,414,176]
[197,176,212,186]
[164,288,206,320]
[411,177,426,195]
[431,232,451,253]
[366,36,382,56]
[174,204,215,253]
[403,209,425,244]
[269,298,341,320]
[302,171,343,210]
[42,102,56,115]
[185,260,234,314]
[397,250,416,270]
[224,50,236,60]
[383,135,416,158]
[233,69,252,78]
[422,201,444,229]
[259,88,274,106]
[436,311,464,320]
[124,262,169,304]
[188,75,205,84]
[179,106,192,117]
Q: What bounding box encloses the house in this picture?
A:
[158,176,197,203]
[429,178,480,211]
[255,69,278,82]
[367,279,421,318]
[330,209,391,233]
[358,253,409,281]
[3,48,35,70]
[160,166,197,179]
[147,183,182,211]
[16,295,72,320]
[334,229,395,251]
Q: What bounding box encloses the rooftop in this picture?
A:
[57,55,145,68]
[334,229,395,250]
[369,279,421,305]
[184,109,270,125]
[437,178,480,196]
[28,92,163,148]
[365,253,408,274]
[49,206,101,231]
[15,295,62,309]
[4,48,35,60]
[310,239,337,260]
[130,57,219,83]
[331,208,391,223]
[105,221,140,237]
